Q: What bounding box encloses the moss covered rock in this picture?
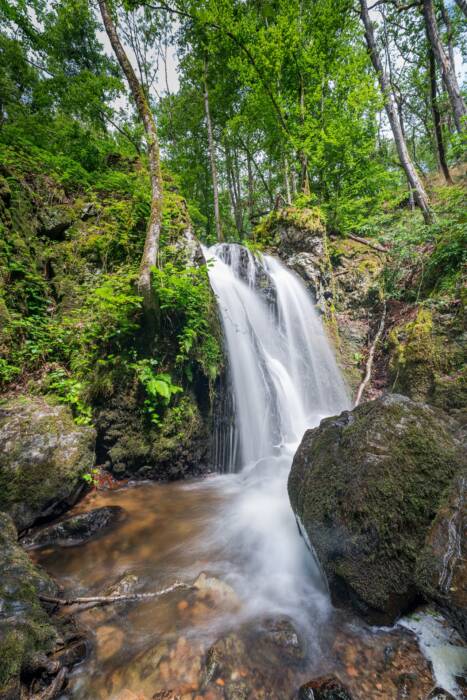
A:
[288,394,465,624]
[416,470,467,641]
[96,390,211,480]
[0,396,96,531]
[0,512,58,697]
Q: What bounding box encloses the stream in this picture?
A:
[33,245,465,699]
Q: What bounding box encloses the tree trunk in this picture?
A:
[283,154,292,205]
[359,0,433,223]
[97,0,162,318]
[428,42,452,183]
[453,0,467,18]
[203,58,223,242]
[423,0,466,133]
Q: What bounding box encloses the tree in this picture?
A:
[97,0,163,318]
[203,57,223,241]
[359,0,433,223]
[422,0,466,133]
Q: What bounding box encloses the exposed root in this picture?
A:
[28,667,67,700]
[355,302,387,406]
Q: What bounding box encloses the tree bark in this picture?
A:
[427,42,452,183]
[97,0,163,317]
[203,58,223,242]
[422,0,466,133]
[359,0,433,223]
[453,0,467,18]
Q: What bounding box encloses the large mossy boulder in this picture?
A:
[288,394,465,624]
[0,396,96,531]
[416,470,467,640]
[0,512,58,698]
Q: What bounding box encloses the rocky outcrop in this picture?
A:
[0,512,58,697]
[0,396,96,531]
[288,394,465,624]
[256,207,383,394]
[416,470,467,640]
[95,391,211,480]
[22,505,125,549]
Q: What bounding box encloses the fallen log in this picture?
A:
[347,233,389,253]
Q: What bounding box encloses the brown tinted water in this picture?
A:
[33,477,443,700]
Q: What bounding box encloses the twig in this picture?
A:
[39,581,193,609]
[28,667,67,700]
[355,302,387,406]
[347,233,390,253]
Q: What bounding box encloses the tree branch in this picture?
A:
[39,581,193,609]
[355,302,387,406]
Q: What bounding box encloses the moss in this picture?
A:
[388,306,466,409]
[0,396,95,529]
[0,512,58,694]
[288,394,464,623]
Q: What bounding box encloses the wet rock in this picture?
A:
[193,573,240,611]
[0,512,59,696]
[251,617,306,666]
[22,506,125,549]
[81,202,97,220]
[288,394,465,624]
[0,396,96,531]
[105,571,140,597]
[96,391,211,481]
[298,676,353,700]
[416,470,466,641]
[427,689,456,700]
[331,619,435,698]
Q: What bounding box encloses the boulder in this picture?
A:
[38,205,75,240]
[0,512,58,697]
[22,505,125,549]
[416,470,467,641]
[288,394,465,624]
[0,396,96,531]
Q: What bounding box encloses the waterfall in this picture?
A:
[205,243,350,472]
[202,243,350,621]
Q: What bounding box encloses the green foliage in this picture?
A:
[43,369,92,425]
[132,359,182,425]
[153,262,222,382]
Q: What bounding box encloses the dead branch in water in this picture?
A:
[39,581,193,609]
[347,233,389,253]
[28,667,67,700]
[355,302,387,406]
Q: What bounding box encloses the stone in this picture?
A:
[38,205,75,240]
[250,617,306,666]
[416,470,467,641]
[0,512,58,696]
[0,396,96,531]
[193,573,240,611]
[288,394,465,624]
[298,676,353,700]
[22,505,126,549]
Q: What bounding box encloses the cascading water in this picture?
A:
[202,243,350,621]
[206,243,349,472]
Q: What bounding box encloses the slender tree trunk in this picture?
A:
[359,0,433,223]
[97,0,162,317]
[453,0,467,18]
[423,0,466,133]
[203,58,223,242]
[298,74,310,195]
[284,154,292,205]
[428,43,452,183]
[246,151,255,220]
